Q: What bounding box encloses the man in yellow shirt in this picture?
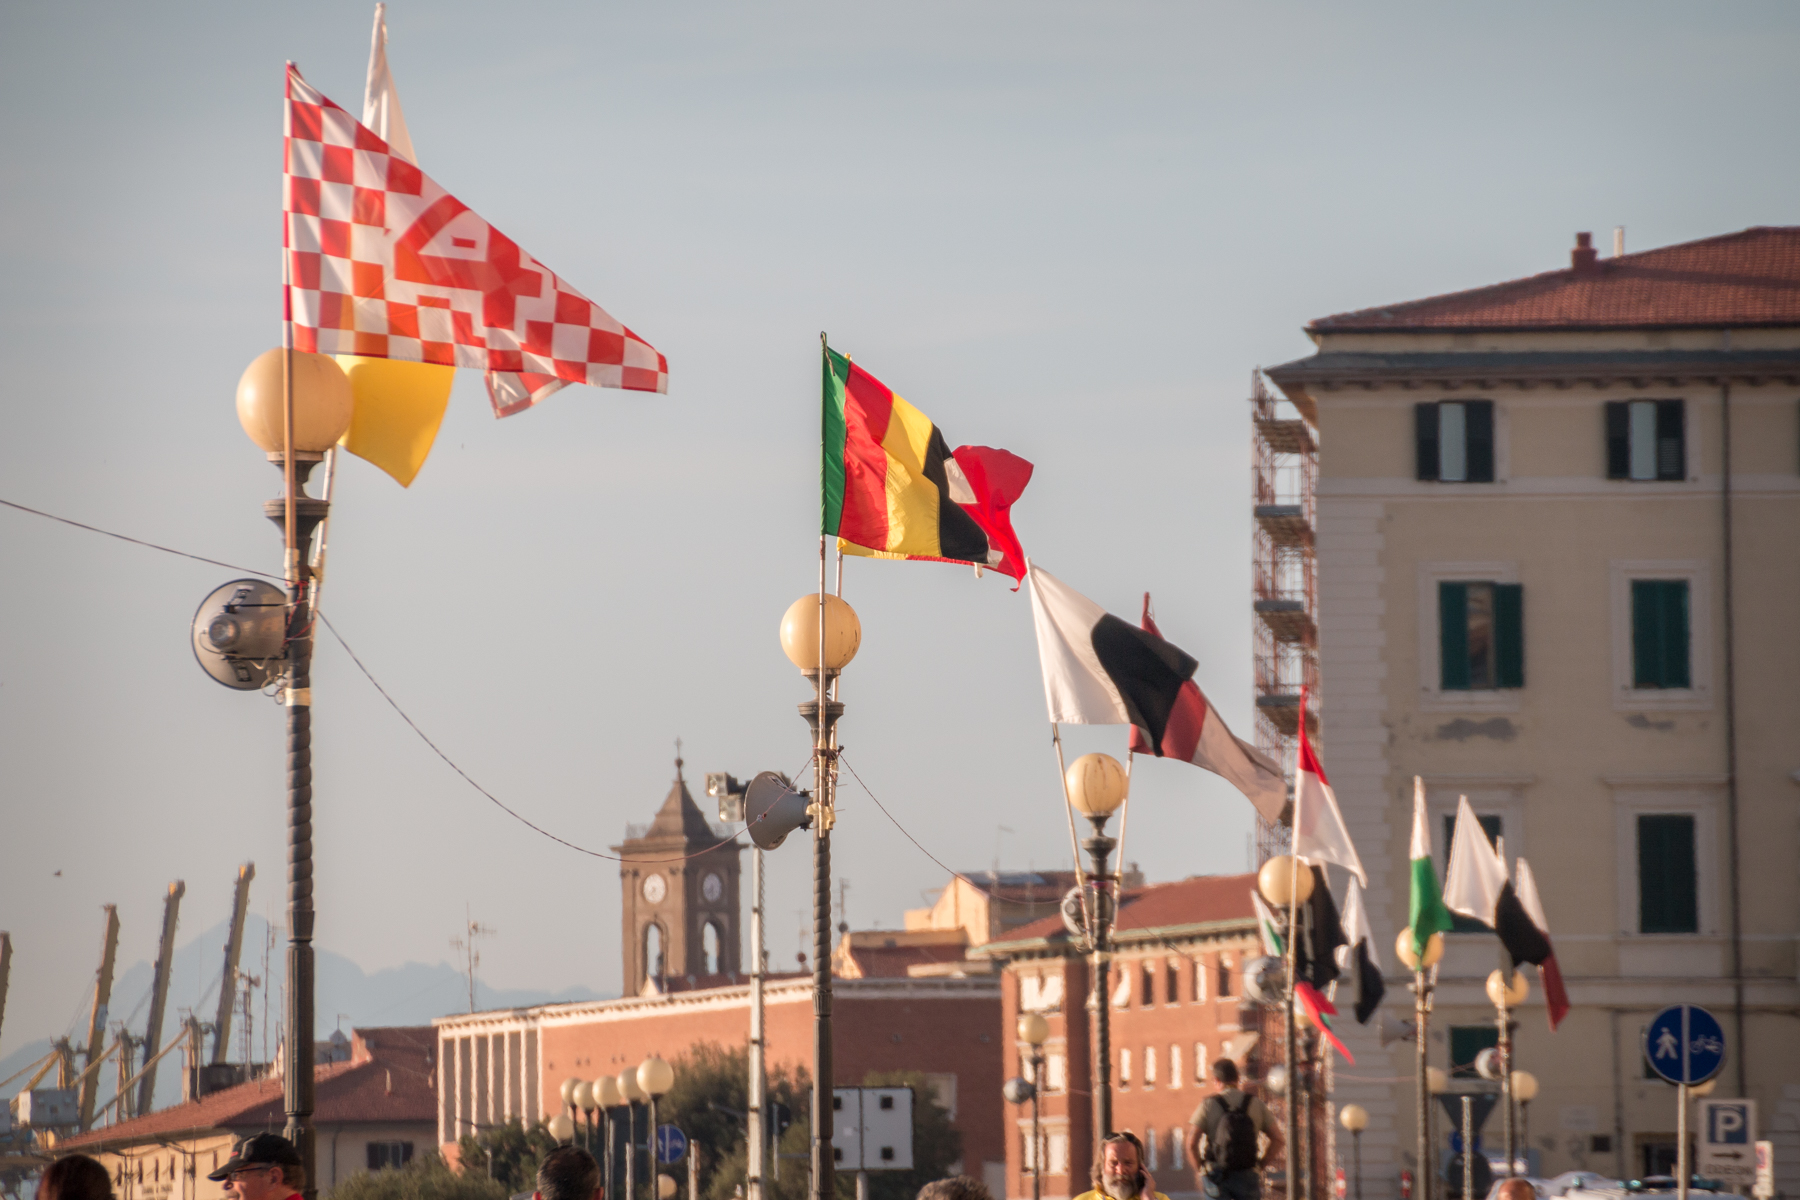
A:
[1074,1132,1172,1200]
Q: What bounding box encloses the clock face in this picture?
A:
[702,872,723,903]
[642,874,667,903]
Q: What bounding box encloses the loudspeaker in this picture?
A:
[191,579,288,690]
[1377,1013,1416,1047]
[744,771,812,850]
[1242,955,1287,1006]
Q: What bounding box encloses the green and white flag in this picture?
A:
[1407,776,1454,963]
[1251,888,1285,957]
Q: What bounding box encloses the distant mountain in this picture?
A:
[0,914,608,1113]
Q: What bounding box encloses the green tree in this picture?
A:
[838,1071,962,1200]
[456,1118,562,1194]
[326,1154,509,1200]
[648,1042,810,1200]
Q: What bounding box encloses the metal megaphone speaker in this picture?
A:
[1377,1013,1417,1047]
[1474,1047,1503,1081]
[1242,955,1287,1006]
[744,771,812,850]
[191,579,288,690]
[1059,885,1117,942]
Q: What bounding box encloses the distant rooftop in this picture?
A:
[1310,226,1800,333]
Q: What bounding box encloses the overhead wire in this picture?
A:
[0,494,766,866]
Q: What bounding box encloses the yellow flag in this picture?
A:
[335,357,455,487]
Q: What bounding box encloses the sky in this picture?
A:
[3,0,1798,1057]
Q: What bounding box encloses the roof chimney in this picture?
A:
[1572,231,1600,275]
[1614,226,1625,258]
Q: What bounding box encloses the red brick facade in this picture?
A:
[434,976,1003,1180]
[976,875,1264,1200]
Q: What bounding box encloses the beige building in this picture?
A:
[55,1027,437,1200]
[1265,228,1800,1195]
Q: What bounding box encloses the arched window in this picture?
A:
[703,922,722,974]
[644,923,664,981]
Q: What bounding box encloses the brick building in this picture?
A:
[56,1027,436,1200]
[971,875,1265,1200]
[434,764,1005,1185]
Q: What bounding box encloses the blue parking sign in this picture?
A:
[1644,1004,1726,1085]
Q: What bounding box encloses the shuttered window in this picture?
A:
[1638,814,1698,934]
[1631,580,1691,689]
[1439,582,1524,689]
[1449,1026,1500,1078]
[1606,400,1685,480]
[1416,401,1495,482]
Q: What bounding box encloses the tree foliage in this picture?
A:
[456,1118,563,1195]
[326,1154,510,1200]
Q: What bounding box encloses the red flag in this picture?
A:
[1295,981,1354,1064]
[282,65,666,416]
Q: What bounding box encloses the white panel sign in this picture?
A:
[1697,1098,1757,1188]
[830,1086,915,1172]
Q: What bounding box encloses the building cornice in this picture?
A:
[972,916,1257,960]
[1267,348,1800,397]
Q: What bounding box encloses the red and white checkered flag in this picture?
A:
[283,64,667,416]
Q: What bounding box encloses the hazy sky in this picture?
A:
[4,1,1797,1053]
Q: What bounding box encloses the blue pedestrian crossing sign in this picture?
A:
[656,1125,688,1165]
[1644,1004,1726,1085]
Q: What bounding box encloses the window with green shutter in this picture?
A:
[1605,400,1685,480]
[1449,1026,1500,1078]
[1631,580,1691,689]
[1443,813,1503,934]
[1439,581,1524,690]
[1415,401,1494,482]
[1638,814,1698,934]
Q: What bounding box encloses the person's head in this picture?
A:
[207,1134,304,1200]
[535,1145,602,1200]
[916,1177,994,1200]
[1092,1132,1145,1197]
[1494,1181,1537,1200]
[1211,1059,1240,1088]
[40,1154,113,1200]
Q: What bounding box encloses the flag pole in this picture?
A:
[1052,725,1094,943]
[1284,689,1306,1200]
[811,332,835,1200]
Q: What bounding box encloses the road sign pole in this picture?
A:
[1677,1083,1688,1200]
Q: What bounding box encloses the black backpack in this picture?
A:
[1210,1095,1261,1173]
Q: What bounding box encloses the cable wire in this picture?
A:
[0,498,280,580]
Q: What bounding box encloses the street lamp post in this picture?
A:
[1510,1072,1538,1178]
[234,349,354,1200]
[779,592,861,1200]
[1257,854,1314,1200]
[1398,931,1446,1200]
[595,1075,623,1193]
[1062,752,1127,1163]
[640,1056,675,1195]
[620,1069,647,1200]
[575,1080,597,1152]
[1339,1105,1368,1200]
[549,1114,576,1145]
[1486,969,1528,1177]
[1008,1013,1050,1200]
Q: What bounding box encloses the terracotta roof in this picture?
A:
[837,936,973,980]
[60,1028,436,1153]
[1311,227,1800,332]
[976,873,1257,954]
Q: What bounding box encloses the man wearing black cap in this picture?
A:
[208,1134,305,1200]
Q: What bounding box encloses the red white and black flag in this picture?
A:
[1027,565,1285,821]
[1442,796,1554,968]
[1514,857,1571,1031]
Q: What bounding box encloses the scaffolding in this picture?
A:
[1250,370,1319,865]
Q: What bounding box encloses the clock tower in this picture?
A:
[614,754,743,995]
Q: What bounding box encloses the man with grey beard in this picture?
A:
[1073,1132,1170,1200]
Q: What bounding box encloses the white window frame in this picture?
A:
[1144,1044,1157,1088]
[1416,561,1522,713]
[1046,1051,1066,1094]
[1610,560,1712,711]
[1419,776,1531,937]
[1607,777,1723,939]
[1194,1042,1208,1085]
[1169,1043,1183,1091]
[1119,1048,1131,1087]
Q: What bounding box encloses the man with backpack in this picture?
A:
[1186,1059,1283,1200]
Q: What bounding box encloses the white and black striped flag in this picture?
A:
[1442,796,1552,967]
